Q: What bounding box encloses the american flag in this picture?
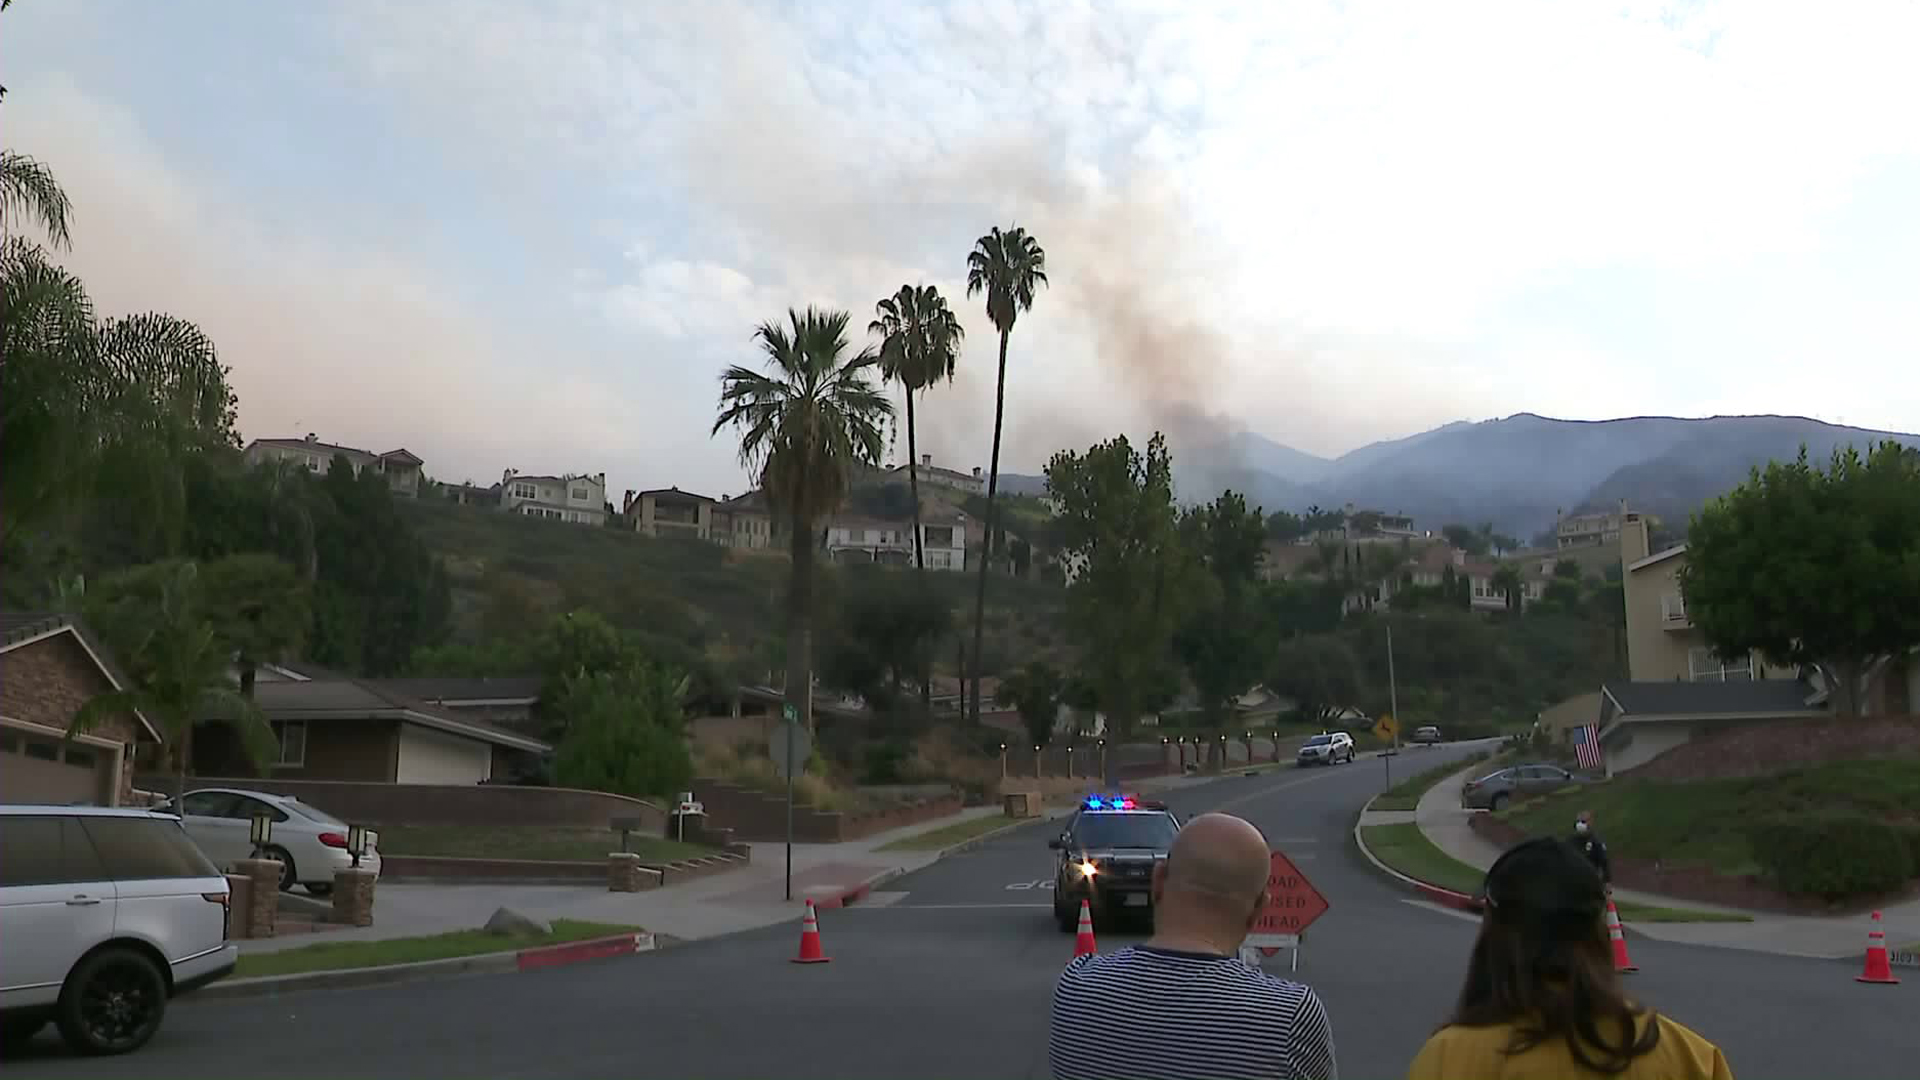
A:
[1572,724,1603,771]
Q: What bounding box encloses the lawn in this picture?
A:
[235,920,639,979]
[1358,823,1749,924]
[376,825,715,864]
[1370,751,1493,812]
[875,813,1016,852]
[1497,758,1920,878]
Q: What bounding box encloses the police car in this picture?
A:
[1049,795,1182,932]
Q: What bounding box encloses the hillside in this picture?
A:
[397,500,1070,681]
[1175,413,1918,537]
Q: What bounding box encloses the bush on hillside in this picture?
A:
[1752,818,1916,898]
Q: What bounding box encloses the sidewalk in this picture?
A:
[1411,761,1920,960]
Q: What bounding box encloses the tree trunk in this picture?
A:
[906,389,933,712]
[1824,659,1864,718]
[969,328,1011,724]
[786,511,816,733]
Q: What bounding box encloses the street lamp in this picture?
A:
[1034,745,1042,780]
[999,743,1008,780]
[249,811,274,860]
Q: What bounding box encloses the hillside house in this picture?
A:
[825,512,969,570]
[499,469,607,526]
[884,455,985,496]
[244,434,423,498]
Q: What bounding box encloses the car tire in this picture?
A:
[265,845,297,892]
[55,948,168,1056]
[306,882,333,898]
[1490,793,1510,812]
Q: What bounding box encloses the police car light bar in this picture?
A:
[1084,794,1139,810]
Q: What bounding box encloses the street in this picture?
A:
[7,746,1913,1079]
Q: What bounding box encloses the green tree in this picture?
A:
[869,284,964,573]
[1681,442,1920,717]
[817,571,951,714]
[550,663,693,799]
[1174,490,1273,725]
[1441,523,1490,557]
[1046,432,1193,762]
[1490,563,1524,612]
[964,224,1047,723]
[200,553,310,698]
[75,560,274,802]
[997,660,1064,750]
[1265,510,1305,542]
[713,307,892,731]
[1266,633,1363,727]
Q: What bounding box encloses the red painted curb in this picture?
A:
[515,932,652,971]
[1414,882,1485,913]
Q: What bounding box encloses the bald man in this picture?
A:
[1048,813,1338,1080]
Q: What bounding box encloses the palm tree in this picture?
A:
[869,284,965,572]
[713,307,892,731]
[964,225,1047,722]
[1,151,73,250]
[71,561,276,803]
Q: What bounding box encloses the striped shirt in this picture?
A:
[1049,946,1338,1080]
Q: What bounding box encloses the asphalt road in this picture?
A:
[7,747,1915,1079]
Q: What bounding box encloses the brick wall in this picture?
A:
[690,778,961,842]
[1627,715,1920,782]
[150,776,667,832]
[0,632,141,804]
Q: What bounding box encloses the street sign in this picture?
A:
[1247,848,1329,956]
[769,721,812,779]
[782,703,800,723]
[1374,713,1399,743]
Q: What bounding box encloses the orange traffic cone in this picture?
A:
[1604,897,1637,973]
[792,899,831,964]
[1857,910,1900,985]
[1074,899,1098,958]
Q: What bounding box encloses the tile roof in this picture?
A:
[372,676,543,703]
[1603,679,1819,718]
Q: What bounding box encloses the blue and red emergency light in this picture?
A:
[1084,795,1138,810]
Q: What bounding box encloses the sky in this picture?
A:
[6,0,1918,500]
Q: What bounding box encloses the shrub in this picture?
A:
[1752,818,1917,898]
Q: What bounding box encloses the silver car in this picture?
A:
[1460,763,1582,811]
[0,805,237,1055]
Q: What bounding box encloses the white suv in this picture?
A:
[1296,731,1356,766]
[0,806,238,1055]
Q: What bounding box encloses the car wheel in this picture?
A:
[1490,793,1510,812]
[306,882,333,898]
[264,845,297,892]
[56,948,168,1056]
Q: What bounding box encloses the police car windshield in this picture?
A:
[1305,734,1332,746]
[1075,812,1178,850]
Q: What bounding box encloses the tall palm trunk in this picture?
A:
[786,509,816,733]
[904,389,934,711]
[968,328,1011,723]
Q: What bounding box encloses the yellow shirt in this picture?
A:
[1407,1013,1733,1080]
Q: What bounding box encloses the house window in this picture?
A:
[1687,647,1755,682]
[271,720,307,767]
[511,482,537,499]
[571,487,589,502]
[1661,594,1687,623]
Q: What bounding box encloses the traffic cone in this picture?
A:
[791,899,831,964]
[1074,899,1098,958]
[1857,910,1900,985]
[1604,897,1637,973]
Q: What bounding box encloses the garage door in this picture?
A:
[395,723,492,785]
[0,726,109,805]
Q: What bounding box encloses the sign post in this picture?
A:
[769,704,811,902]
[1240,849,1330,973]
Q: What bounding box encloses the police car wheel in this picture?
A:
[1055,900,1077,933]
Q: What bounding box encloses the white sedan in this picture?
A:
[154,788,380,896]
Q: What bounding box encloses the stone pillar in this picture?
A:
[224,873,253,939]
[234,859,280,939]
[331,868,377,927]
[608,852,645,893]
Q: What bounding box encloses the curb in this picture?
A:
[810,868,901,909]
[933,813,1061,860]
[192,932,662,1001]
[1351,803,1485,915]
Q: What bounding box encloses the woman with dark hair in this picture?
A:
[1406,838,1733,1080]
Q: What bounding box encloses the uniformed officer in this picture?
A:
[1573,810,1611,892]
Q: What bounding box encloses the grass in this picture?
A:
[1498,758,1920,878]
[1358,823,1750,924]
[375,825,715,864]
[875,813,1015,852]
[1370,751,1494,811]
[234,920,639,979]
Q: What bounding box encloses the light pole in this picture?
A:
[1034,745,1042,780]
[999,743,1008,780]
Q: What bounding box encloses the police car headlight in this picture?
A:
[1076,859,1099,878]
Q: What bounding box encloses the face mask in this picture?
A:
[1575,820,1589,834]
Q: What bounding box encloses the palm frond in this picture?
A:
[198,687,280,767]
[0,151,73,250]
[70,689,152,739]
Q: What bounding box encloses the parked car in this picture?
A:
[0,805,237,1055]
[1296,731,1356,766]
[153,789,379,896]
[1460,763,1584,811]
[1411,725,1442,745]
